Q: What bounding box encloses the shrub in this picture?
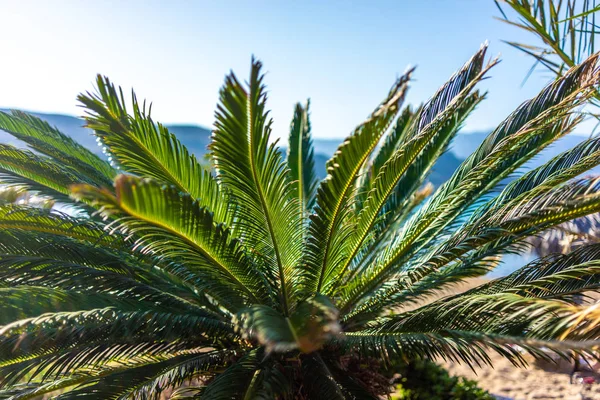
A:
[391,360,493,400]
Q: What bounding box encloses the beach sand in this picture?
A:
[444,353,600,400]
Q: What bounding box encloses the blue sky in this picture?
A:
[0,1,578,139]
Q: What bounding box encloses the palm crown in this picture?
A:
[2,44,600,399]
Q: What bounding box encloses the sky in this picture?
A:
[0,0,584,139]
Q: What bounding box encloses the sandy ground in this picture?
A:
[444,353,600,400]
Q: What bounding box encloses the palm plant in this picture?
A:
[2,44,600,398]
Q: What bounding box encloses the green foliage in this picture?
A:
[288,100,318,213]
[496,0,600,119]
[391,359,493,400]
[1,44,600,398]
[496,0,599,74]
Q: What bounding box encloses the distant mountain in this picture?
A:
[163,125,212,155]
[0,110,595,189]
[0,110,213,158]
[428,152,463,187]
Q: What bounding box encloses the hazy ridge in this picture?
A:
[0,110,597,189]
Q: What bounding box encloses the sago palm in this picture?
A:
[2,44,600,399]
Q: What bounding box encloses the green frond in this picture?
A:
[496,0,600,113]
[211,58,302,314]
[54,350,231,400]
[0,213,225,315]
[436,138,600,265]
[0,144,96,207]
[302,67,414,295]
[300,353,345,400]
[338,93,487,312]
[0,286,139,324]
[321,357,380,400]
[366,105,421,187]
[354,103,421,214]
[0,110,115,184]
[0,229,132,275]
[427,177,600,277]
[346,176,600,323]
[373,92,484,235]
[200,349,260,400]
[466,243,600,301]
[72,175,272,311]
[345,53,600,312]
[241,361,295,400]
[77,75,230,224]
[0,204,125,248]
[0,205,229,314]
[389,134,600,307]
[0,342,191,390]
[367,289,600,343]
[341,330,596,369]
[410,54,597,248]
[464,138,600,228]
[288,100,318,213]
[330,49,492,296]
[0,308,233,386]
[0,229,206,314]
[169,386,205,399]
[0,376,90,400]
